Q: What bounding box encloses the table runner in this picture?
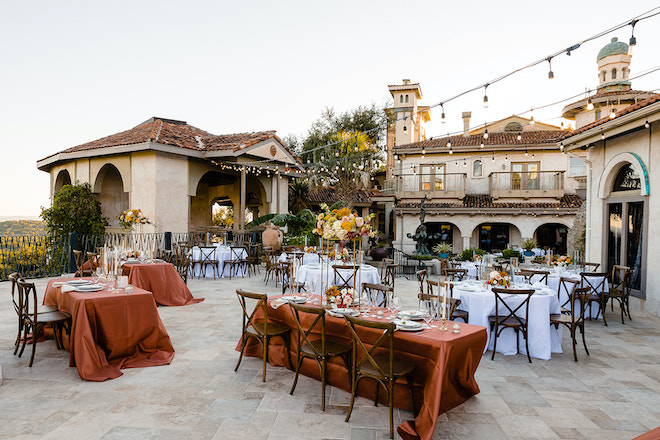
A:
[44,278,175,381]
[236,296,487,440]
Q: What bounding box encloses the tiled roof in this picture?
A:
[397,194,584,210]
[305,186,372,204]
[53,117,280,155]
[562,94,660,140]
[393,131,564,151]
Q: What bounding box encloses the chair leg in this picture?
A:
[580,323,589,356]
[490,323,498,361]
[601,296,608,326]
[388,378,395,439]
[262,336,269,382]
[234,336,248,372]
[29,325,37,367]
[13,319,23,355]
[570,326,578,362]
[345,376,360,423]
[522,328,532,364]
[406,372,416,416]
[289,353,303,396]
[321,357,327,411]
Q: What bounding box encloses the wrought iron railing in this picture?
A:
[387,247,425,280]
[395,173,466,199]
[489,170,564,198]
[0,235,69,280]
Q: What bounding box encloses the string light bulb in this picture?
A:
[480,140,484,148]
[517,134,522,141]
[645,119,650,129]
[483,128,489,140]
[547,57,554,79]
[601,129,605,140]
[441,104,446,123]
[483,84,489,108]
[586,98,594,110]
[447,138,452,148]
[609,108,616,119]
[629,19,638,55]
[525,149,528,156]
[448,147,453,155]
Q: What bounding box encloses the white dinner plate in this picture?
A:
[280,295,307,304]
[392,319,424,330]
[398,310,425,320]
[125,258,140,264]
[75,284,104,292]
[65,279,92,286]
[329,308,359,317]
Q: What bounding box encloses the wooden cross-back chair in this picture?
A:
[442,268,467,282]
[223,246,248,279]
[426,279,467,322]
[580,272,610,325]
[604,265,634,324]
[550,286,591,361]
[332,264,358,290]
[287,302,351,411]
[234,289,291,382]
[343,314,416,439]
[198,246,218,279]
[361,282,392,308]
[557,277,580,315]
[519,269,549,285]
[489,288,535,363]
[381,264,397,289]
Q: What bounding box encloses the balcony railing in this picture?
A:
[395,173,466,199]
[489,170,564,199]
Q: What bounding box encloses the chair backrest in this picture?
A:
[333,264,358,289]
[236,289,269,337]
[230,246,247,261]
[418,291,460,318]
[380,258,394,279]
[415,269,428,296]
[381,264,397,288]
[491,288,535,326]
[583,262,600,271]
[610,265,633,293]
[16,279,38,321]
[344,314,396,379]
[568,286,592,324]
[580,272,609,296]
[175,252,189,282]
[8,272,22,317]
[557,276,580,309]
[86,252,99,270]
[361,282,392,308]
[73,250,85,276]
[520,269,549,285]
[442,268,467,281]
[288,302,327,357]
[199,246,216,264]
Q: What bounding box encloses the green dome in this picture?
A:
[597,37,629,61]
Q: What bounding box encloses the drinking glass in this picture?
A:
[421,305,432,328]
[390,295,401,318]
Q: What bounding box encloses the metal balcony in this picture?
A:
[489,170,564,199]
[395,173,466,199]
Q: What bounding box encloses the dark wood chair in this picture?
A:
[381,263,397,289]
[583,262,601,272]
[380,258,394,280]
[418,292,461,322]
[343,314,416,439]
[175,251,190,284]
[198,246,218,279]
[519,269,549,285]
[581,272,610,325]
[426,279,467,322]
[246,243,262,276]
[415,269,428,297]
[288,302,352,410]
[332,264,358,290]
[223,246,248,279]
[234,289,291,382]
[73,250,93,277]
[361,282,392,308]
[442,268,467,282]
[550,286,591,361]
[86,252,99,272]
[263,248,280,285]
[557,277,580,315]
[279,261,305,294]
[16,279,71,367]
[489,288,535,363]
[604,265,634,324]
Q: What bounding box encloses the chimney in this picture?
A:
[462,111,472,137]
[402,79,411,85]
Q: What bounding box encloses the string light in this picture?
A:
[483,84,489,108]
[441,104,446,123]
[629,19,638,55]
[601,129,605,140]
[586,98,594,110]
[645,118,650,129]
[609,108,616,119]
[480,140,484,148]
[547,57,554,79]
[483,128,489,139]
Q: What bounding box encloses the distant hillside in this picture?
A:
[0,220,46,236]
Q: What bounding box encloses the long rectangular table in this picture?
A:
[237,296,487,440]
[44,278,175,381]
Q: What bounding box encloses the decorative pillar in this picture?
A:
[462,236,471,252]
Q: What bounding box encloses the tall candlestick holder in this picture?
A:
[439,318,448,331]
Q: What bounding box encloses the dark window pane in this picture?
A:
[626,202,643,290]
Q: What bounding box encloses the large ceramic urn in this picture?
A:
[262,225,283,250]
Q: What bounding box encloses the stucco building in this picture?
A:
[37,117,301,233]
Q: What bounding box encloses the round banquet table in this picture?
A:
[453,281,562,360]
[189,245,247,278]
[295,262,381,295]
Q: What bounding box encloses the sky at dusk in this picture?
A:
[2,1,660,218]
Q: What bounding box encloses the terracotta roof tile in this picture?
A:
[562,94,660,140]
[393,131,564,151]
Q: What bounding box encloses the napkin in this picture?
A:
[270,299,289,309]
[61,285,76,293]
[52,282,65,288]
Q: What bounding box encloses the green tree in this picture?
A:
[292,105,388,208]
[41,183,108,235]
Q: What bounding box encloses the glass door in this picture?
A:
[607,203,622,273]
[626,202,643,290]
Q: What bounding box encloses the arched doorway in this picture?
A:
[535,223,568,254]
[474,223,520,252]
[425,222,458,252]
[604,162,646,292]
[94,164,128,228]
[54,170,71,194]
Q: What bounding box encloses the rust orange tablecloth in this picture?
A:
[122,262,203,306]
[237,298,487,440]
[44,278,175,381]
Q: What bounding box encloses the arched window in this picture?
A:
[399,95,403,103]
[612,163,641,192]
[612,68,617,79]
[602,70,607,82]
[473,160,482,177]
[405,94,409,103]
[622,67,627,78]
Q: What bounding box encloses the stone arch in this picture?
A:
[534,222,571,254]
[597,152,649,198]
[94,163,128,228]
[54,169,71,194]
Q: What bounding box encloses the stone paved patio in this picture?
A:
[1,272,659,439]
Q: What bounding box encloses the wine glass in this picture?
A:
[92,267,101,285]
[359,290,371,317]
[390,295,401,319]
[427,300,438,328]
[421,305,432,328]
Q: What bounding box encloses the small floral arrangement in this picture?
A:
[304,246,317,253]
[118,209,150,231]
[325,286,356,308]
[121,249,141,259]
[487,270,510,287]
[330,247,351,263]
[551,255,572,267]
[313,203,376,242]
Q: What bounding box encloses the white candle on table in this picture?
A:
[441,288,447,320]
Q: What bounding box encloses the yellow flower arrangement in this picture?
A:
[118,208,150,231]
[313,203,376,242]
[487,270,510,287]
[325,285,356,308]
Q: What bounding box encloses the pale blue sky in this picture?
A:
[2,0,659,217]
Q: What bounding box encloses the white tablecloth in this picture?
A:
[295,262,380,295]
[459,262,478,279]
[190,245,247,278]
[277,252,323,266]
[453,282,562,360]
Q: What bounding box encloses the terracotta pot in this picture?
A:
[369,247,388,261]
[262,225,283,250]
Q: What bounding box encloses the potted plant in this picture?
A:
[522,239,536,257]
[432,242,452,259]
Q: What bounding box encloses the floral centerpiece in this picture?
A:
[313,203,376,242]
[330,247,351,263]
[551,255,572,268]
[487,270,510,287]
[325,286,356,308]
[304,246,317,253]
[118,209,150,231]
